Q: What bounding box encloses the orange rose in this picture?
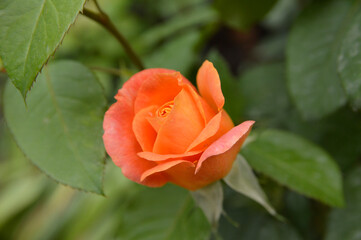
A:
[103,61,254,190]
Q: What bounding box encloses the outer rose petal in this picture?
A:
[137,151,202,161]
[165,143,243,190]
[116,68,177,103]
[196,120,255,173]
[104,93,169,187]
[197,60,225,111]
[132,106,158,152]
[139,142,242,190]
[163,121,255,190]
[140,120,254,190]
[141,160,195,182]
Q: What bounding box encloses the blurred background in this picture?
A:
[1,0,361,239]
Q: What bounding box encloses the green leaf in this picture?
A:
[117,185,211,240]
[0,175,46,228]
[223,154,277,216]
[145,31,199,75]
[0,0,87,98]
[191,181,223,229]
[4,60,106,194]
[339,4,361,110]
[287,0,355,119]
[136,6,216,53]
[239,63,291,128]
[214,0,278,30]
[242,129,344,207]
[325,167,361,240]
[219,201,301,240]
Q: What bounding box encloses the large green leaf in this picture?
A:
[0,0,86,98]
[287,0,356,119]
[338,4,361,110]
[325,167,361,240]
[214,0,278,30]
[116,185,211,240]
[4,60,106,194]
[239,63,291,128]
[242,129,344,207]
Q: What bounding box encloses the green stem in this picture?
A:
[82,3,145,70]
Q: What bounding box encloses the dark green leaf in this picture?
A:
[287,0,355,119]
[0,0,86,98]
[136,6,216,53]
[4,60,106,194]
[339,3,361,110]
[239,63,291,128]
[219,191,301,240]
[214,0,278,30]
[326,167,361,240]
[117,185,211,240]
[242,129,344,207]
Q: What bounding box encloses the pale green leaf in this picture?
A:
[242,129,344,207]
[0,0,87,98]
[191,181,223,229]
[4,60,106,194]
[224,154,277,216]
[0,176,46,227]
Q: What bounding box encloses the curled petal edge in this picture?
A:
[141,160,195,182]
[137,151,202,161]
[195,120,255,174]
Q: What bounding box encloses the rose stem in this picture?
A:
[82,0,145,70]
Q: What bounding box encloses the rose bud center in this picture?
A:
[157,100,174,118]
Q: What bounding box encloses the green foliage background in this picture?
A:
[1,0,361,239]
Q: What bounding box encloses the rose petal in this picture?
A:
[195,120,255,173]
[116,68,176,104]
[180,83,216,124]
[165,147,240,190]
[141,160,195,182]
[196,60,225,112]
[153,88,205,154]
[187,110,234,152]
[137,151,202,161]
[132,106,158,152]
[103,97,168,187]
[134,72,189,113]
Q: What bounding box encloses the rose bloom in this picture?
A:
[103,61,254,190]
